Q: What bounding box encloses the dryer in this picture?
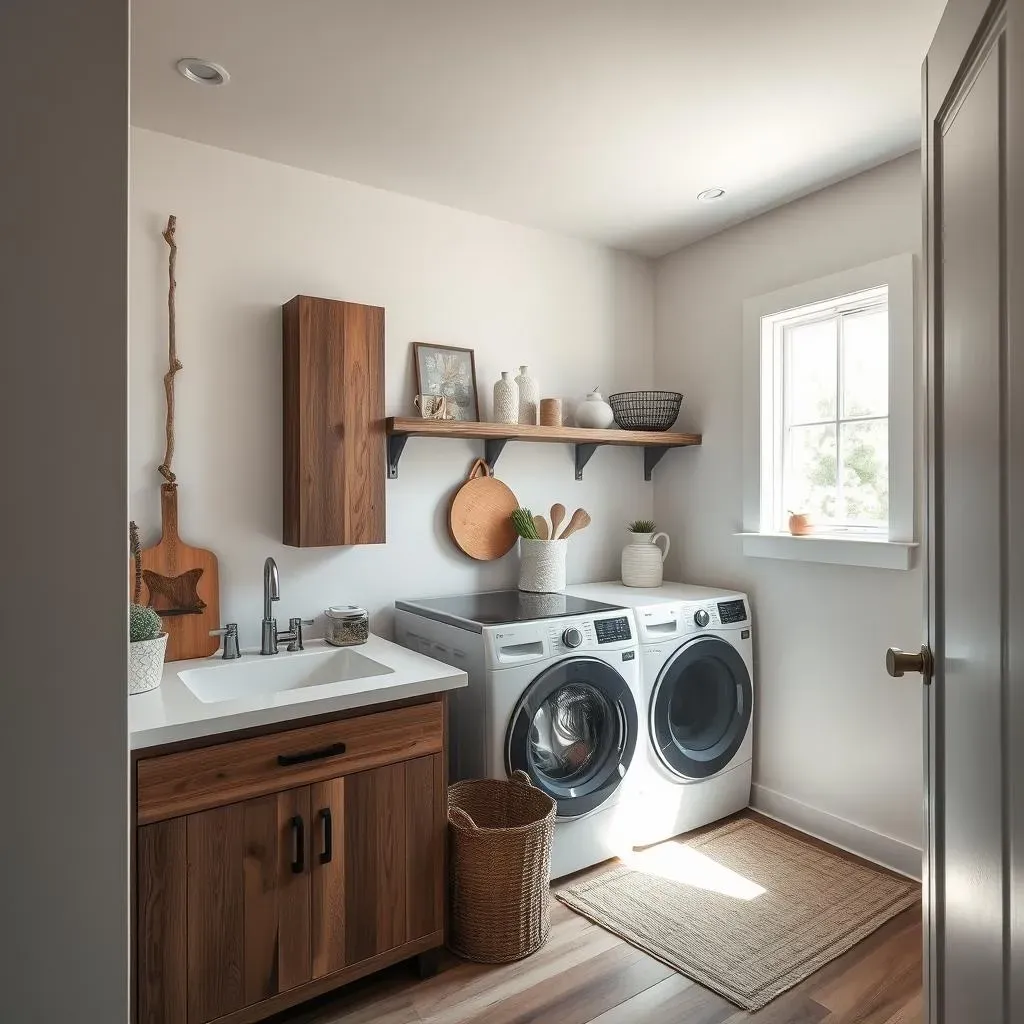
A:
[394,590,644,879]
[565,582,754,847]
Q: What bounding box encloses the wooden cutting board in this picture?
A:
[136,484,220,661]
[448,459,518,560]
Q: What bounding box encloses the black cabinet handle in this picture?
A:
[290,815,305,874]
[319,807,333,865]
[277,742,346,767]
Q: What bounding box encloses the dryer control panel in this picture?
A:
[485,610,637,669]
[635,594,751,643]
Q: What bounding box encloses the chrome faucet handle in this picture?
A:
[210,623,241,660]
[286,617,315,653]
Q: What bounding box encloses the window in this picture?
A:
[741,255,917,570]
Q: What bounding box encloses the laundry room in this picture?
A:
[17,3,951,1023]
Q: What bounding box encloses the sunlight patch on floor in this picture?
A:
[621,842,767,901]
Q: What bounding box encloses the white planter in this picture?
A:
[519,538,568,593]
[515,365,539,425]
[575,389,614,429]
[492,371,519,424]
[129,633,168,695]
[621,531,671,588]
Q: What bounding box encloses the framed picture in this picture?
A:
[412,343,479,421]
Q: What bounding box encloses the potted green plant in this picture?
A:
[129,522,167,695]
[622,519,671,588]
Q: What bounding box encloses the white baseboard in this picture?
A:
[750,783,923,881]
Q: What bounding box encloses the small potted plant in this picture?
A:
[622,519,671,588]
[129,522,168,695]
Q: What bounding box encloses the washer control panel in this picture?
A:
[594,615,632,644]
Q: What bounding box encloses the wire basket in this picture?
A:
[608,390,683,431]
[447,772,556,963]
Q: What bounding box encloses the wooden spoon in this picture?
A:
[533,514,550,540]
[550,503,566,539]
[558,508,592,541]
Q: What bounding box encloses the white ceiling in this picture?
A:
[130,0,945,257]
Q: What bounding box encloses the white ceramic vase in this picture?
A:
[621,531,671,588]
[493,371,519,424]
[129,632,168,695]
[575,389,615,429]
[519,538,568,593]
[515,365,539,425]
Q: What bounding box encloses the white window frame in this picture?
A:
[739,254,918,570]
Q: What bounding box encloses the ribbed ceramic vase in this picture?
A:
[493,371,519,424]
[515,365,539,425]
[621,531,671,588]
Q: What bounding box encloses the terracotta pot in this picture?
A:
[788,513,814,536]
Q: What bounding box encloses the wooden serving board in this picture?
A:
[136,484,220,661]
[448,459,518,560]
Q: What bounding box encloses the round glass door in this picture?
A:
[506,657,638,818]
[650,636,752,780]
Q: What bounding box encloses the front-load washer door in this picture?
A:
[650,635,752,780]
[506,657,638,819]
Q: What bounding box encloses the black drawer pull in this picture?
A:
[290,815,304,874]
[319,807,333,865]
[277,741,346,767]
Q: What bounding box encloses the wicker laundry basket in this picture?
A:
[447,771,556,963]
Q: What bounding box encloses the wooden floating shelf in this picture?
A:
[385,417,702,481]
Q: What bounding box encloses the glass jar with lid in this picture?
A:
[324,605,369,647]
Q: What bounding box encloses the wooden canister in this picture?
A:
[539,398,562,427]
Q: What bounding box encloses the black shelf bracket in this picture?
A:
[484,438,509,471]
[643,446,671,481]
[575,443,601,480]
[386,433,409,479]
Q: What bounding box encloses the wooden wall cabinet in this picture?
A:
[135,699,446,1024]
[282,295,385,547]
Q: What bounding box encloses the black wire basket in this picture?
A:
[608,391,683,431]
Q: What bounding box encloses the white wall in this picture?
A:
[654,153,924,874]
[130,129,654,647]
[1,2,129,1020]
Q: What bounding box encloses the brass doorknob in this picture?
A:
[885,646,934,681]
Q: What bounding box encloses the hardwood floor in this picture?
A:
[273,813,922,1024]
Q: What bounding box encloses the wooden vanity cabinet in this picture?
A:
[135,697,446,1024]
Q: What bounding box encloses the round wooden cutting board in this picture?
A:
[449,459,519,560]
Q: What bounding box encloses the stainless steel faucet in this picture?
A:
[261,557,313,655]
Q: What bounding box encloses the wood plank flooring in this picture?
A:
[274,813,922,1024]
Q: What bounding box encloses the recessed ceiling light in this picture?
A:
[697,188,726,202]
[176,57,230,86]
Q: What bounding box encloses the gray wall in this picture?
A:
[0,3,130,1021]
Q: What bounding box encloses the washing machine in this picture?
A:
[565,582,754,847]
[394,590,643,879]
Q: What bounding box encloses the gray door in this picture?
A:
[897,2,1024,1021]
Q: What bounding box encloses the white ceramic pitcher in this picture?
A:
[621,531,671,588]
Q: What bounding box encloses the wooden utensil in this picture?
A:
[550,503,566,539]
[137,484,220,661]
[558,508,592,541]
[533,515,550,540]
[449,459,518,560]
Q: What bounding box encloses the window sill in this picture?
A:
[736,532,918,570]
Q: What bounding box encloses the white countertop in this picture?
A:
[129,635,466,751]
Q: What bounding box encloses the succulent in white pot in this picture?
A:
[128,522,167,695]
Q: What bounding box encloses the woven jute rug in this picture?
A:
[556,817,920,1011]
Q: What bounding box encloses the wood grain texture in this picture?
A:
[404,754,445,942]
[283,295,385,548]
[345,763,408,966]
[137,817,188,1024]
[187,804,246,1024]
[276,814,921,1024]
[242,789,312,1005]
[387,416,702,448]
[448,459,518,561]
[311,777,346,979]
[136,483,220,661]
[137,701,443,824]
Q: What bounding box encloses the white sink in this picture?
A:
[178,647,395,704]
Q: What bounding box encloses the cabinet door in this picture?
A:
[403,753,445,943]
[186,787,312,1024]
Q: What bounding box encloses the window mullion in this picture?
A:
[835,313,845,522]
